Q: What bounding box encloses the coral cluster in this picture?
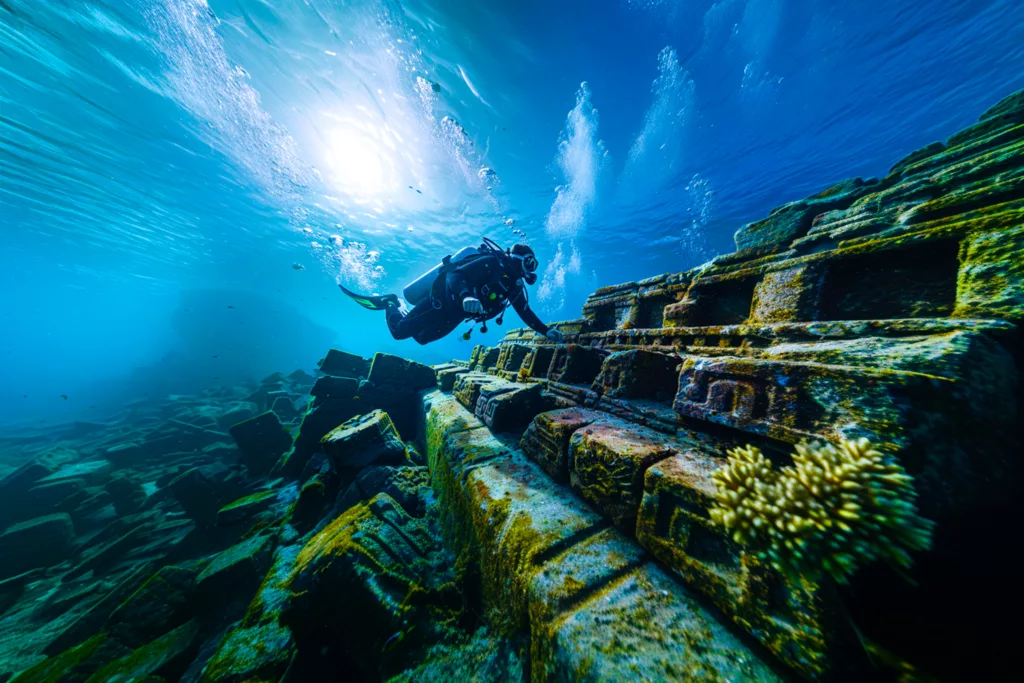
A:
[709,438,935,584]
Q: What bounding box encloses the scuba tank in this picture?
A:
[402,246,478,307]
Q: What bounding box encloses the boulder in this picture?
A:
[290,477,328,533]
[0,460,53,525]
[215,490,277,526]
[333,466,431,519]
[282,494,455,679]
[366,353,435,390]
[288,368,317,387]
[228,412,292,475]
[105,563,200,649]
[85,619,200,683]
[168,469,219,526]
[568,419,678,533]
[318,348,371,378]
[196,534,273,607]
[104,474,146,515]
[320,410,408,472]
[214,402,259,431]
[0,514,76,580]
[309,375,359,404]
[279,399,361,476]
[10,632,129,683]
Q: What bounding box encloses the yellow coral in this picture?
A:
[709,438,934,584]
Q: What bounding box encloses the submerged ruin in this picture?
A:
[2,89,1022,682]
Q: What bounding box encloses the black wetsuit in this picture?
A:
[387,252,550,345]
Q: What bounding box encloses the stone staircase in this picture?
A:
[424,89,1024,681]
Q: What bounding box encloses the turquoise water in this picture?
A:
[3,0,1024,427]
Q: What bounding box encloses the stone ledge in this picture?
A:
[422,391,781,683]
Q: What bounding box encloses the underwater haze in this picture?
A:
[3,0,1024,429]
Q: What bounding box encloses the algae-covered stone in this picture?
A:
[520,408,601,482]
[289,476,328,532]
[216,490,276,526]
[333,465,431,519]
[0,514,75,580]
[309,375,359,403]
[367,352,436,390]
[733,177,879,250]
[283,493,453,679]
[85,620,200,683]
[568,419,677,533]
[318,348,370,378]
[320,409,407,471]
[550,563,782,683]
[228,412,292,474]
[106,564,199,649]
[11,632,129,683]
[168,468,219,526]
[196,534,273,606]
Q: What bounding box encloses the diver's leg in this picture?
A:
[412,311,463,345]
[387,302,443,341]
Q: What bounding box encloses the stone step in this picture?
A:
[422,391,782,683]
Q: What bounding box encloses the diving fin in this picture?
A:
[339,285,399,312]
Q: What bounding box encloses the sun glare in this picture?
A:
[325,123,393,203]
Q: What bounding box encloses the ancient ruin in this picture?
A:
[1,90,1021,682]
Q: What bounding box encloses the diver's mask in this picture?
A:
[510,252,539,283]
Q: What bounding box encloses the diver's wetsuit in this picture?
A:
[387,252,549,345]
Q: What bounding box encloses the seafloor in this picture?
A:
[2,89,1023,683]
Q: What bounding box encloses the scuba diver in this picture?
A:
[340,238,563,346]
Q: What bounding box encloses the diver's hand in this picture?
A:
[545,329,563,343]
[463,297,484,315]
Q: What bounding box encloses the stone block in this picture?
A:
[637,451,865,680]
[106,563,199,648]
[452,372,507,413]
[475,382,549,433]
[520,409,602,482]
[228,411,292,474]
[434,363,470,391]
[0,514,75,580]
[197,533,274,605]
[955,225,1024,322]
[168,468,220,525]
[520,345,556,379]
[367,352,436,390]
[283,493,452,680]
[749,263,826,323]
[592,349,680,400]
[424,392,779,681]
[547,563,782,683]
[280,398,361,476]
[318,348,370,378]
[547,345,606,385]
[496,343,531,373]
[320,409,408,471]
[473,346,500,370]
[733,177,878,250]
[568,418,677,533]
[216,490,277,526]
[309,375,359,403]
[85,619,200,683]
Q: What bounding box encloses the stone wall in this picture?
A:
[444,89,1024,681]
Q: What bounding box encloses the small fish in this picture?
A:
[212,355,219,359]
[227,305,235,309]
[416,189,422,194]
[382,630,405,652]
[292,262,305,271]
[60,394,68,400]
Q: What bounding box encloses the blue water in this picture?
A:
[3,0,1024,428]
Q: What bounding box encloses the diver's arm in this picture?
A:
[511,286,550,336]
